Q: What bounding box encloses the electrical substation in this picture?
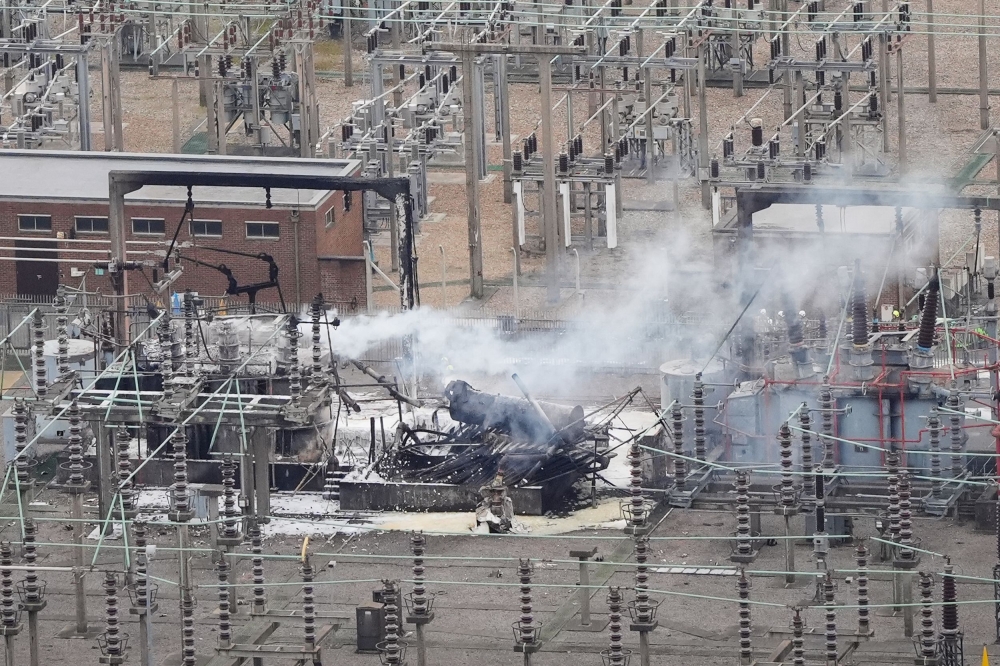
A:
[7,1,1000,665]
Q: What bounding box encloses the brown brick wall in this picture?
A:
[0,191,367,309]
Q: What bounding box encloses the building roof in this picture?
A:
[0,150,362,209]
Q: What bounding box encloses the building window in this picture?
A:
[246,222,280,239]
[191,220,223,237]
[325,207,335,228]
[75,216,109,234]
[132,218,165,235]
[18,215,52,232]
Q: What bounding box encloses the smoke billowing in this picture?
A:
[316,202,921,396]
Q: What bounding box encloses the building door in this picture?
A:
[14,239,59,297]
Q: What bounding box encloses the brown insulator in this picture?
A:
[605,587,625,665]
[217,552,231,647]
[824,572,837,665]
[671,402,685,491]
[792,608,805,666]
[799,406,815,511]
[898,472,914,561]
[737,570,752,665]
[633,535,652,623]
[21,518,39,605]
[628,437,645,528]
[302,557,315,652]
[32,309,46,397]
[220,457,240,541]
[157,310,174,396]
[819,376,835,468]
[856,540,870,635]
[67,401,85,487]
[928,408,943,498]
[693,373,706,462]
[947,383,964,477]
[410,532,428,617]
[517,558,535,645]
[181,583,195,666]
[12,398,29,489]
[55,286,69,377]
[851,260,868,347]
[735,470,753,558]
[183,291,196,377]
[916,274,939,351]
[311,294,324,382]
[886,448,901,545]
[170,425,190,518]
[132,522,150,612]
[115,425,135,515]
[778,422,795,507]
[288,316,301,402]
[0,543,15,630]
[250,522,266,613]
[103,571,122,658]
[919,572,936,661]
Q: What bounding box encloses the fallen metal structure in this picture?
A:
[343,379,614,513]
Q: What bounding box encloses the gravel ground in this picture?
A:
[5,487,998,666]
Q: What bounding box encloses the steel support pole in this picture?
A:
[697,41,709,209]
[72,494,87,634]
[784,513,796,586]
[461,51,484,299]
[498,55,513,205]
[25,603,37,666]
[539,55,559,303]
[100,39,114,151]
[76,55,91,151]
[879,32,889,151]
[171,78,181,153]
[578,558,591,626]
[638,630,651,666]
[927,0,936,102]
[644,74,655,185]
[343,10,353,87]
[897,47,906,173]
[981,0,990,130]
[4,636,13,666]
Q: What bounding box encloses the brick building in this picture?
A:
[0,150,367,310]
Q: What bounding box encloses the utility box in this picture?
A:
[356,601,385,653]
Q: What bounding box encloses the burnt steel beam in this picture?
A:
[107,169,418,351]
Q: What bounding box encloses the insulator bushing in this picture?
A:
[604,153,614,173]
[709,158,720,178]
[217,553,231,647]
[824,573,838,664]
[886,448,901,544]
[115,425,135,514]
[518,559,535,645]
[558,152,569,174]
[738,570,752,665]
[734,471,753,557]
[819,376,835,468]
[778,423,795,507]
[606,587,625,663]
[513,153,523,173]
[799,408,814,510]
[929,408,943,498]
[851,260,868,347]
[916,273,939,350]
[104,571,122,657]
[671,403,685,491]
[856,540,870,634]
